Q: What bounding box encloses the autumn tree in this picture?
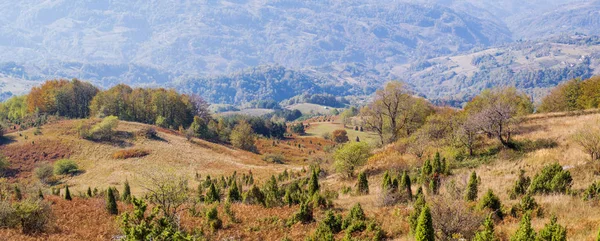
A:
[538,78,581,113]
[230,120,257,152]
[332,129,349,143]
[361,81,433,145]
[466,87,533,148]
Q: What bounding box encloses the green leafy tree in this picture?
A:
[536,214,566,241]
[106,187,118,215]
[510,212,536,241]
[414,206,435,241]
[64,185,72,201]
[333,142,372,177]
[230,120,257,152]
[465,171,479,201]
[474,215,497,241]
[357,171,369,195]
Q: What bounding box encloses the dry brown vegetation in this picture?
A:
[1,110,600,240]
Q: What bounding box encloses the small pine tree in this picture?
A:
[479,189,503,219]
[414,206,434,241]
[357,171,369,195]
[65,185,72,201]
[465,171,479,201]
[106,187,118,215]
[206,183,220,204]
[87,187,93,197]
[511,212,536,241]
[308,170,320,196]
[409,194,427,234]
[474,215,496,241]
[38,188,44,200]
[520,193,538,212]
[228,180,241,202]
[382,171,392,191]
[401,171,413,200]
[536,214,566,241]
[421,159,433,182]
[428,175,439,195]
[432,152,442,174]
[122,179,131,202]
[14,186,22,200]
[510,169,531,199]
[356,136,360,142]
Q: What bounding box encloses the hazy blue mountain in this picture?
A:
[0,0,599,105]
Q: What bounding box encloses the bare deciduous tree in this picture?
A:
[138,170,189,224]
[572,122,600,161]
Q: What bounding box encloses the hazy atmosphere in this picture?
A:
[0,1,599,240]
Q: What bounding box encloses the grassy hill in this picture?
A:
[1,110,600,240]
[0,120,293,195]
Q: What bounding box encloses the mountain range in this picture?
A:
[1,0,600,105]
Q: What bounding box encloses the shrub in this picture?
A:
[13,199,53,234]
[400,171,413,201]
[206,206,222,230]
[290,123,305,135]
[537,214,566,241]
[356,171,369,195]
[473,215,496,241]
[136,126,158,139]
[332,129,349,143]
[0,201,17,228]
[465,171,479,201]
[510,212,535,241]
[308,170,320,196]
[321,210,342,233]
[106,187,118,215]
[321,132,332,140]
[53,159,79,175]
[227,180,241,202]
[528,163,572,194]
[478,189,503,220]
[290,202,313,224]
[88,116,119,141]
[342,203,366,230]
[0,154,9,176]
[122,180,131,202]
[409,194,427,235]
[112,149,150,159]
[430,196,485,240]
[243,185,265,206]
[64,186,72,201]
[509,170,531,199]
[205,183,220,204]
[415,206,435,241]
[262,153,284,164]
[34,162,54,184]
[583,181,600,201]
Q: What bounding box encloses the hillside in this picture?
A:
[395,35,600,105]
[0,119,292,195]
[1,108,600,239]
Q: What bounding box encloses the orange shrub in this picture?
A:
[112,149,150,159]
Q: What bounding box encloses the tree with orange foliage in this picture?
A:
[332,129,349,143]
